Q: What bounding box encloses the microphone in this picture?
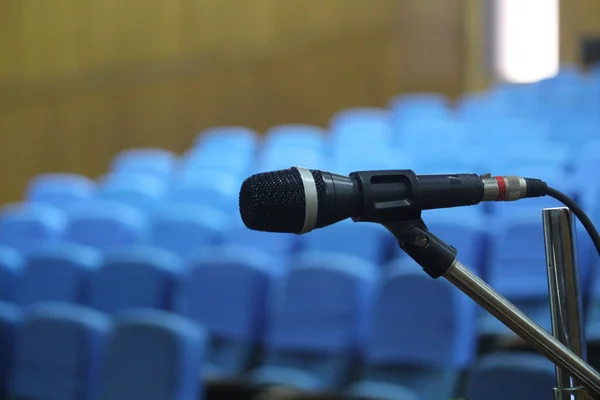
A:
[238,166,548,234]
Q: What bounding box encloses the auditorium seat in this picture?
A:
[111,148,177,179]
[0,246,22,302]
[413,207,486,274]
[96,173,167,213]
[64,200,147,251]
[176,245,284,379]
[98,309,206,400]
[26,173,95,208]
[329,107,392,149]
[15,243,100,306]
[0,203,66,254]
[90,245,185,314]
[394,118,472,149]
[389,92,450,125]
[194,126,258,155]
[481,210,552,335]
[470,116,551,145]
[150,203,226,257]
[183,147,255,177]
[348,259,476,400]
[255,148,325,175]
[9,302,111,400]
[466,352,556,400]
[0,301,20,395]
[226,223,297,260]
[299,219,391,265]
[483,139,571,173]
[263,124,326,154]
[252,252,378,391]
[168,172,240,212]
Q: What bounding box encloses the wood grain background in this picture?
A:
[0,0,591,203]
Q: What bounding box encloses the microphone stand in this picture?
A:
[383,212,600,399]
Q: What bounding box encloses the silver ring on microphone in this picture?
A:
[294,166,318,234]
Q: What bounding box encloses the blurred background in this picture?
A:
[0,0,595,202]
[2,1,600,400]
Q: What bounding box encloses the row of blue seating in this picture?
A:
[0,302,205,400]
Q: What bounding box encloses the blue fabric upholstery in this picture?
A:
[111,148,177,178]
[0,301,21,394]
[98,309,206,400]
[10,302,111,400]
[0,246,23,302]
[90,245,185,315]
[16,243,100,306]
[263,124,326,154]
[252,252,379,391]
[466,352,556,400]
[176,246,284,378]
[97,173,167,212]
[150,203,227,257]
[26,173,95,208]
[0,203,66,254]
[64,200,147,251]
[168,172,240,212]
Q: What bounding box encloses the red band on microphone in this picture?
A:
[495,176,507,201]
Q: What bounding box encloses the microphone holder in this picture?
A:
[383,209,600,399]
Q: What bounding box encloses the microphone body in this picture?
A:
[239,167,547,234]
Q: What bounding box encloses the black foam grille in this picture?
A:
[239,168,306,233]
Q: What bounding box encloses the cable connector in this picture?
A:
[480,174,548,202]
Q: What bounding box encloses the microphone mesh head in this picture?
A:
[239,168,306,233]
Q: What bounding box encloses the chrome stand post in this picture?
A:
[543,207,591,399]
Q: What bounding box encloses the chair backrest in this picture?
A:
[0,301,21,393]
[267,252,379,353]
[10,302,111,400]
[194,126,258,153]
[26,173,95,208]
[263,124,326,154]
[90,245,185,314]
[96,173,167,212]
[64,200,147,251]
[168,172,240,212]
[16,243,100,306]
[0,246,23,302]
[389,93,450,125]
[111,148,177,178]
[299,220,391,264]
[99,309,206,400]
[150,203,227,257]
[364,259,476,368]
[0,203,66,254]
[225,223,297,259]
[177,245,284,341]
[329,108,392,148]
[466,352,556,400]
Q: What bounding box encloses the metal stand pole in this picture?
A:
[386,218,600,398]
[543,207,590,399]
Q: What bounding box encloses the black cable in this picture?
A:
[546,186,600,257]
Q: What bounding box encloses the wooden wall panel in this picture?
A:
[0,0,473,203]
[561,0,600,63]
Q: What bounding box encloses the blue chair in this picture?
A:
[252,252,379,391]
[483,140,571,172]
[552,116,600,151]
[0,246,23,302]
[64,200,147,251]
[98,309,206,400]
[481,210,553,335]
[575,140,600,186]
[0,302,21,395]
[411,208,486,273]
[169,172,240,212]
[299,220,391,265]
[111,148,177,178]
[10,302,111,400]
[466,352,556,400]
[183,147,255,177]
[349,259,476,400]
[15,243,100,306]
[389,93,449,122]
[26,173,95,208]
[394,118,472,149]
[90,246,185,314]
[329,108,392,147]
[97,173,167,213]
[0,203,66,254]
[470,116,551,145]
[332,147,405,175]
[263,124,326,154]
[176,245,285,379]
[194,126,258,154]
[255,148,326,175]
[225,218,297,259]
[150,203,227,257]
